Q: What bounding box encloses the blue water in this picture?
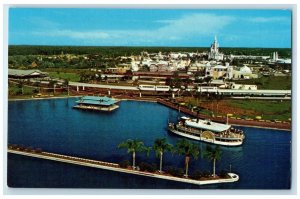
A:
[7,98,291,189]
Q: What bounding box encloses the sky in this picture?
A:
[8,8,292,48]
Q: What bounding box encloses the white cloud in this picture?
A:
[157,14,235,36]
[30,13,236,45]
[155,19,175,24]
[247,16,290,23]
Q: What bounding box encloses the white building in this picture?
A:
[208,36,224,61]
[271,52,291,64]
[131,61,140,71]
[231,65,258,79]
[204,63,258,80]
[272,52,279,61]
[229,83,257,90]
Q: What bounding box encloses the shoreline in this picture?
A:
[8,95,80,101]
[119,98,157,103]
[231,124,292,132]
[8,95,291,131]
[157,99,291,132]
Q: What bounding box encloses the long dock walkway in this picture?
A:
[8,148,239,186]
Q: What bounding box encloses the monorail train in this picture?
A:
[197,86,218,93]
[138,85,179,92]
[136,84,290,97]
[138,85,170,91]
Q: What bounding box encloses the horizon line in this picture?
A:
[8,44,291,49]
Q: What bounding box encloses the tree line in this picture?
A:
[9,45,208,56]
[118,138,223,179]
[9,45,291,57]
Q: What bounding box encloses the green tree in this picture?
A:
[203,145,222,178]
[63,79,70,96]
[17,80,25,95]
[118,139,150,170]
[175,139,200,177]
[153,138,173,173]
[79,71,89,82]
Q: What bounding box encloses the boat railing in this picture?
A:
[218,129,244,139]
[175,124,202,135]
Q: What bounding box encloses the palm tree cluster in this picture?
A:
[118,138,222,178]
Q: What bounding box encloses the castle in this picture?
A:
[208,36,224,61]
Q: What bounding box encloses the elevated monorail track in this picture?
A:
[69,82,291,97]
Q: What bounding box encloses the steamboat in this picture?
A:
[168,117,245,146]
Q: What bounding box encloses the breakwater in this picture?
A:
[7,147,239,186]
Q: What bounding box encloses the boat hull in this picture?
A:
[168,128,243,146]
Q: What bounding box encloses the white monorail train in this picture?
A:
[197,86,218,93]
[196,86,290,97]
[138,85,179,92]
[117,84,290,97]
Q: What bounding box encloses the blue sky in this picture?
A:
[9,8,292,48]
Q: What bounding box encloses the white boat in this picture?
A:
[168,117,245,146]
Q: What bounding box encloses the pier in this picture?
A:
[8,147,239,186]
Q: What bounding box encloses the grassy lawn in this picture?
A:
[233,76,292,90]
[48,72,80,82]
[8,84,39,99]
[227,100,291,121]
[9,84,36,95]
[8,83,71,99]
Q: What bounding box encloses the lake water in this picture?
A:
[7,98,291,189]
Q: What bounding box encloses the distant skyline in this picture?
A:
[9,8,292,48]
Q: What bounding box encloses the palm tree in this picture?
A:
[118,139,150,170]
[175,139,200,177]
[153,138,173,173]
[203,145,222,178]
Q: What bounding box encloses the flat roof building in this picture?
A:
[74,96,119,112]
[8,69,48,79]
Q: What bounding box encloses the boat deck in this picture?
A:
[168,123,244,146]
